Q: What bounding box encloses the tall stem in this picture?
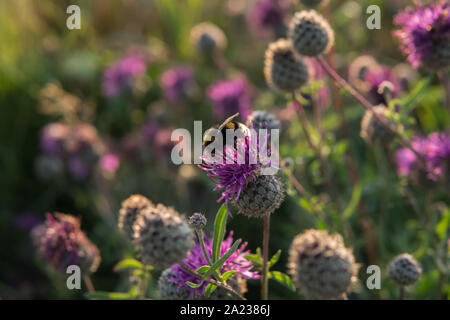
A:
[261,214,270,300]
[83,275,95,293]
[399,286,405,300]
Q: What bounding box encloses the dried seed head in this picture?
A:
[388,253,422,287]
[234,174,285,218]
[191,22,227,55]
[288,229,358,299]
[360,105,397,146]
[188,213,207,231]
[246,110,281,131]
[158,268,191,300]
[118,194,152,242]
[348,55,380,91]
[289,10,334,56]
[264,39,309,92]
[133,203,194,269]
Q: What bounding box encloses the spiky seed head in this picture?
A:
[422,41,450,72]
[234,174,285,218]
[289,10,335,56]
[360,105,397,146]
[118,194,152,242]
[158,268,191,300]
[388,253,422,287]
[348,55,381,91]
[190,22,227,55]
[246,110,281,131]
[188,213,207,231]
[264,39,309,92]
[288,229,358,299]
[133,203,194,269]
[299,0,324,7]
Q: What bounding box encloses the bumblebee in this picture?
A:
[203,113,250,149]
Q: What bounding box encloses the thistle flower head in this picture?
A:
[118,194,152,242]
[133,203,194,269]
[360,105,397,146]
[102,54,147,96]
[288,229,358,299]
[289,10,335,56]
[388,253,422,287]
[395,132,450,182]
[393,1,450,71]
[190,22,227,55]
[188,213,207,231]
[170,232,260,299]
[159,67,195,103]
[264,39,309,92]
[365,67,400,105]
[199,130,278,216]
[246,110,281,131]
[234,174,285,218]
[207,78,252,120]
[32,213,101,274]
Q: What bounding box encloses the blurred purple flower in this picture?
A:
[159,67,195,103]
[32,213,100,273]
[68,156,90,181]
[247,0,289,36]
[365,67,400,105]
[393,1,450,69]
[40,123,69,155]
[100,153,120,173]
[102,54,147,96]
[170,232,259,299]
[396,132,450,181]
[207,78,252,120]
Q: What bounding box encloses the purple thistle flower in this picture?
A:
[159,67,195,103]
[395,132,450,181]
[40,123,69,156]
[32,213,100,274]
[170,232,260,299]
[199,134,269,214]
[365,67,400,105]
[247,0,289,36]
[393,1,450,70]
[102,54,147,96]
[207,78,252,120]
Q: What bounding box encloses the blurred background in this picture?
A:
[0,0,448,299]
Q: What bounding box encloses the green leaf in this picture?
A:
[204,283,217,298]
[268,271,296,292]
[245,254,262,264]
[86,291,135,300]
[113,259,144,272]
[343,183,362,219]
[221,270,236,281]
[186,281,203,289]
[196,265,210,274]
[268,250,282,268]
[203,240,240,279]
[212,204,228,263]
[399,76,433,116]
[436,208,450,241]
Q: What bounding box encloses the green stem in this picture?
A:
[261,214,270,300]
